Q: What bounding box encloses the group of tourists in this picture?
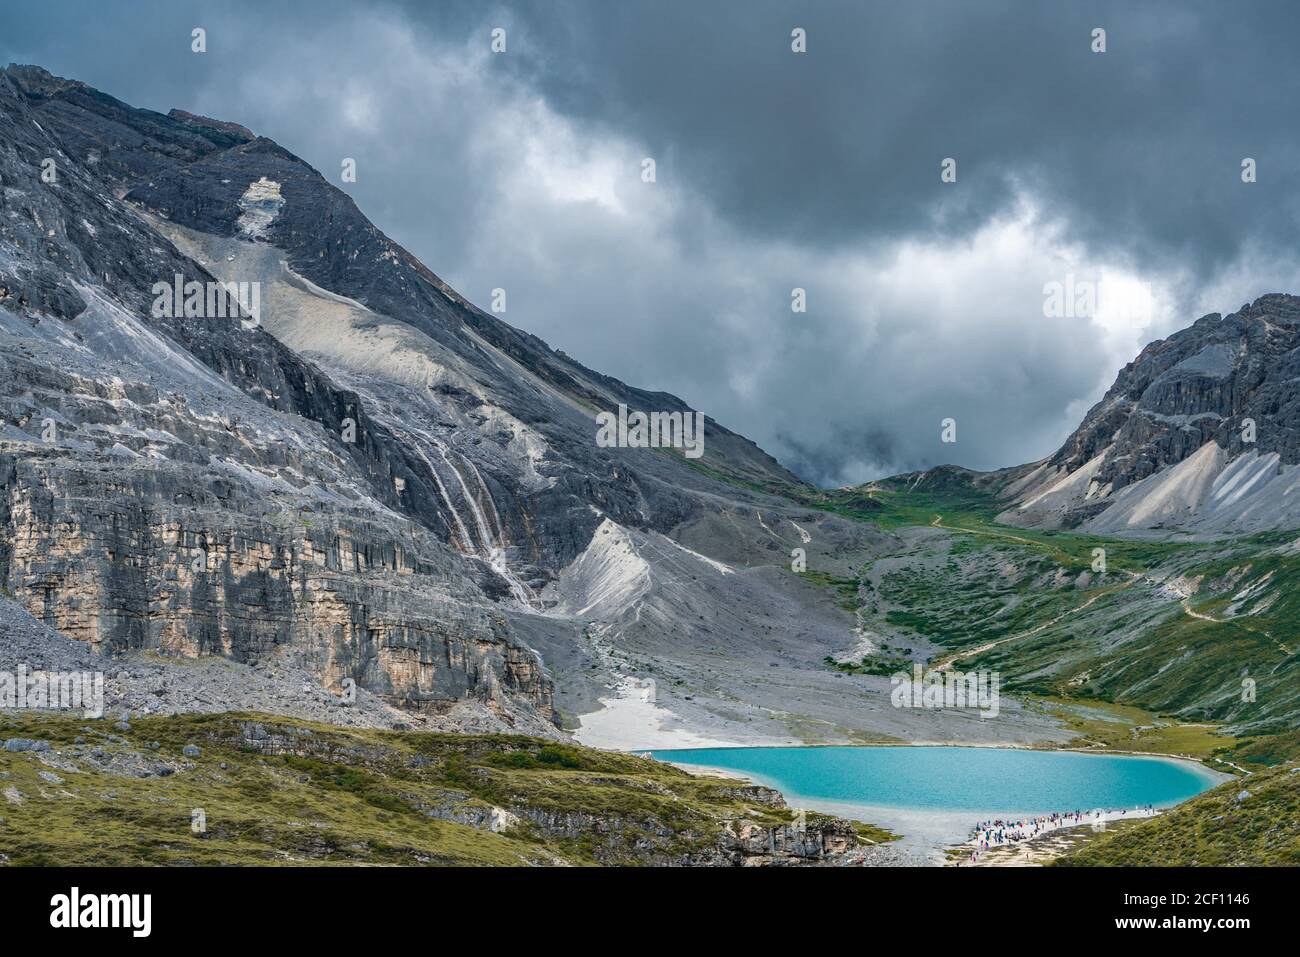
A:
[962,805,1159,864]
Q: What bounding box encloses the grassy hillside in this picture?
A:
[804,475,1300,763]
[1055,760,1300,866]
[0,712,892,866]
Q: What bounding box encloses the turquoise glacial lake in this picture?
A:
[646,746,1221,815]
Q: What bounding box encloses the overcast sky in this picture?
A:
[6,0,1300,485]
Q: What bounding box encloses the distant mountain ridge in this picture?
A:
[900,295,1300,536]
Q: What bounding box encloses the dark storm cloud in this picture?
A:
[483,0,1300,279]
[5,1,1299,485]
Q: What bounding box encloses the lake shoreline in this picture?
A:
[649,744,1228,863]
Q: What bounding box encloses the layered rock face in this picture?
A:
[0,352,556,727]
[999,295,1300,533]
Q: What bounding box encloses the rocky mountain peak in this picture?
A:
[3,64,88,97]
[0,64,808,733]
[166,108,256,143]
[1002,294,1300,532]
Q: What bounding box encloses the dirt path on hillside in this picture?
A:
[1180,597,1293,658]
[930,513,1051,550]
[928,515,1141,670]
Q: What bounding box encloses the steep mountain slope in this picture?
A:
[3,65,924,744]
[997,295,1300,535]
[0,66,563,732]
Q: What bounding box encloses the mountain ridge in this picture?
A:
[0,64,860,740]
